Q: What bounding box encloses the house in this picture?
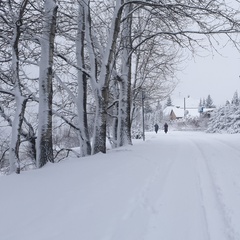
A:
[169,108,184,120]
[201,108,215,118]
[163,97,201,120]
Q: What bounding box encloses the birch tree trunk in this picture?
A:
[36,0,57,168]
[8,0,29,174]
[84,0,124,154]
[76,1,91,156]
[117,3,132,147]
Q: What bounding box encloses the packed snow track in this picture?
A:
[1,131,240,240]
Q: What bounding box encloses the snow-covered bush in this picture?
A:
[169,116,207,131]
[207,102,240,134]
[131,128,143,139]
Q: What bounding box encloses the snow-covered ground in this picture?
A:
[1,131,240,240]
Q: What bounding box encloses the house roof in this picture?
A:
[164,106,200,118]
[163,97,215,119]
[163,106,175,115]
[186,109,200,117]
[171,108,184,118]
[203,108,214,113]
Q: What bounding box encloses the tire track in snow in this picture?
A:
[104,139,179,240]
[211,137,240,157]
[143,137,211,240]
[102,133,240,240]
[205,138,240,200]
[191,139,238,240]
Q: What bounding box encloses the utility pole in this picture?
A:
[142,90,145,141]
[184,97,186,117]
[184,95,190,118]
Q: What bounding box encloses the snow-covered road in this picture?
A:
[103,132,240,240]
[140,132,240,240]
[1,131,240,240]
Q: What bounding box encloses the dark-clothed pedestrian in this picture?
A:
[154,124,159,134]
[164,123,168,134]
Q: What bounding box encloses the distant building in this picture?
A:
[163,97,213,120]
[201,108,215,118]
[169,108,184,120]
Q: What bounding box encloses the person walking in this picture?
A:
[164,123,168,134]
[154,124,159,134]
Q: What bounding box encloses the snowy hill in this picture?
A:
[1,131,240,240]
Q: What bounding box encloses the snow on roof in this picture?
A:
[203,108,215,113]
[163,106,200,118]
[186,109,200,117]
[163,106,175,115]
[172,108,184,118]
[163,96,201,118]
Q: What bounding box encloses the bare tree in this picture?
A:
[83,0,125,154]
[0,0,30,174]
[36,0,58,168]
[75,1,92,156]
[1,0,240,171]
[116,3,133,147]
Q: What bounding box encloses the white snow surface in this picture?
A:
[1,131,240,240]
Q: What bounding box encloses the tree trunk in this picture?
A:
[117,3,132,147]
[90,0,124,154]
[8,0,29,174]
[91,89,108,154]
[76,1,91,156]
[9,96,28,173]
[36,0,57,168]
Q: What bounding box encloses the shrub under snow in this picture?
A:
[207,103,240,134]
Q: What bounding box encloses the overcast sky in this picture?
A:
[172,39,240,107]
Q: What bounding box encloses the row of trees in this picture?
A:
[199,95,216,109]
[1,0,240,174]
[165,94,216,109]
[207,91,240,133]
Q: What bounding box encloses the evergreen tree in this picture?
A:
[207,91,240,134]
[202,98,206,107]
[232,91,239,105]
[226,100,230,105]
[166,96,172,107]
[205,95,215,108]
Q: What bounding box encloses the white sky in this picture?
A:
[173,41,240,107]
[1,131,240,240]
